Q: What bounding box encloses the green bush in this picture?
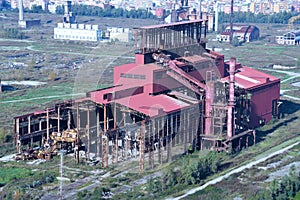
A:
[161,151,224,190]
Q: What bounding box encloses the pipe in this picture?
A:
[227,57,236,138]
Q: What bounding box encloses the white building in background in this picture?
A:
[54,23,102,41]
[107,27,132,42]
[276,30,300,45]
[53,1,102,42]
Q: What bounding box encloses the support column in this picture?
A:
[67,110,71,130]
[87,106,90,160]
[195,114,199,150]
[75,103,80,164]
[175,114,179,145]
[139,121,145,173]
[151,120,155,168]
[14,118,20,149]
[39,119,42,131]
[114,103,118,163]
[123,112,126,126]
[125,137,128,160]
[57,106,60,133]
[30,136,33,148]
[28,116,31,134]
[171,115,174,148]
[166,117,170,162]
[161,117,164,164]
[102,105,108,167]
[253,130,256,145]
[46,108,49,142]
[158,118,162,164]
[96,108,100,159]
[184,111,188,154]
[148,122,153,168]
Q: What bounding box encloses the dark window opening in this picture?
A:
[120,73,146,80]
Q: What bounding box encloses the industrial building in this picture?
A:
[107,27,132,42]
[54,23,102,41]
[217,25,260,43]
[53,1,102,42]
[14,19,280,172]
[276,30,300,45]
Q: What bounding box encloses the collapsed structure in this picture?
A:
[217,24,260,43]
[14,19,280,172]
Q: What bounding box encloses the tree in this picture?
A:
[30,5,44,13]
[48,72,56,81]
[232,36,241,47]
[1,28,25,39]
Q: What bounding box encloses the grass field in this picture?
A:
[0,167,31,186]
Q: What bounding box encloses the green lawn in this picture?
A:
[0,167,31,186]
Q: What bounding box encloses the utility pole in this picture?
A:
[199,0,202,19]
[230,0,234,44]
[58,150,67,200]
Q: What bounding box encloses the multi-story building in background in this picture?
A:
[7,0,300,17]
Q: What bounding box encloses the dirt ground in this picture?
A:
[0,12,158,134]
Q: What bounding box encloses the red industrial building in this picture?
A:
[14,19,280,171]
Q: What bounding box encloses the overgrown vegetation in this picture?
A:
[76,187,111,200]
[161,151,224,188]
[0,27,25,39]
[254,166,300,200]
[0,162,57,200]
[111,151,225,199]
[0,167,31,186]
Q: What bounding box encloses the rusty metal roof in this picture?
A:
[139,19,205,30]
[114,93,191,117]
[221,66,280,90]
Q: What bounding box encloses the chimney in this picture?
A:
[214,1,219,32]
[227,57,236,138]
[19,0,24,21]
[64,1,69,15]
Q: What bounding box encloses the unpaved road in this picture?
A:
[168,140,300,200]
[0,93,85,104]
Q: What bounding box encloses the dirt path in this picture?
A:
[168,140,300,200]
[0,93,85,104]
[26,44,135,59]
[261,68,300,83]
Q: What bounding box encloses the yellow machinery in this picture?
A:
[15,129,78,161]
[288,14,300,30]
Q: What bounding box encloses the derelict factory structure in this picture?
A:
[14,20,280,172]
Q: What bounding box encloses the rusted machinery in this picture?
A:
[14,129,78,161]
